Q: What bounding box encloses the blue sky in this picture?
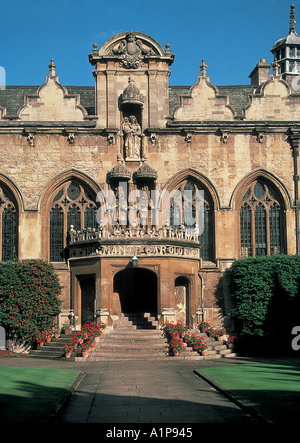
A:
[0,0,297,87]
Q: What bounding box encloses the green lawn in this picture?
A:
[198,361,300,423]
[0,367,81,423]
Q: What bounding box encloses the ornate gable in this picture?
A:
[90,31,174,69]
[173,60,235,121]
[18,60,88,121]
[244,69,300,120]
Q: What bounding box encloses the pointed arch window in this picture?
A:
[0,185,18,261]
[169,179,214,261]
[49,181,98,262]
[240,180,284,258]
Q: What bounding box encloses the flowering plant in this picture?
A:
[68,334,80,348]
[45,326,53,337]
[63,321,107,356]
[162,322,177,337]
[35,330,47,344]
[82,322,105,339]
[182,331,192,342]
[186,333,198,346]
[211,327,226,338]
[198,340,208,351]
[162,321,190,339]
[61,323,70,332]
[175,320,189,337]
[198,321,211,332]
[226,335,236,348]
[190,336,204,350]
[63,343,73,354]
[227,335,236,344]
[79,341,92,351]
[168,334,185,354]
[0,259,62,347]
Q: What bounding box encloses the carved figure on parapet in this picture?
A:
[69,224,199,243]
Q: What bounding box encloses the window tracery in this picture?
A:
[49,181,98,261]
[169,179,213,261]
[240,180,283,257]
[0,185,18,261]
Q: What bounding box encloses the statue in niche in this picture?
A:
[122,115,141,159]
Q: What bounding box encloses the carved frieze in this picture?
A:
[69,243,200,259]
[69,224,200,243]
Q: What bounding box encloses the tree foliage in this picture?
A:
[230,255,300,354]
[0,260,62,347]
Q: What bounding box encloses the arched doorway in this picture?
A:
[175,276,190,326]
[113,268,158,316]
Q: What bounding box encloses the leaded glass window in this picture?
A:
[240,204,251,258]
[240,180,283,258]
[170,179,213,261]
[0,186,18,261]
[50,205,64,262]
[200,202,211,261]
[49,181,98,261]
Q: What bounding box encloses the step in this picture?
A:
[95,342,166,347]
[107,331,163,338]
[27,316,238,362]
[118,313,159,330]
[27,333,76,360]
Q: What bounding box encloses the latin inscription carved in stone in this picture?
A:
[93,244,199,258]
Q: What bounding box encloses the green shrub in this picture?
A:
[0,260,62,347]
[230,255,300,354]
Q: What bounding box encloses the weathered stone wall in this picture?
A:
[0,30,299,328]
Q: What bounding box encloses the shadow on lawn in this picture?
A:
[0,380,70,423]
[200,358,300,423]
[227,388,300,423]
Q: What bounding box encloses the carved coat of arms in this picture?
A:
[111,32,154,68]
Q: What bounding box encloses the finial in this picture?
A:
[92,43,98,54]
[289,4,296,34]
[200,59,207,77]
[272,58,280,77]
[48,58,56,77]
[165,43,171,54]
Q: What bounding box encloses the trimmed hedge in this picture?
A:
[0,260,62,347]
[230,255,300,354]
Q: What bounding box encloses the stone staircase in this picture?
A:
[181,331,237,360]
[84,313,168,361]
[27,332,75,360]
[82,314,237,361]
[26,313,237,361]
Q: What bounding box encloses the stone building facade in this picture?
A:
[1,6,300,330]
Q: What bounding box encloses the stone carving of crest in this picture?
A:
[111,31,154,68]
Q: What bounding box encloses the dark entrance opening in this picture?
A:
[79,275,95,325]
[114,268,157,317]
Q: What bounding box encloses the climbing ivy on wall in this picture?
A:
[230,255,300,354]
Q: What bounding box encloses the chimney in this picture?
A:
[249,59,271,85]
